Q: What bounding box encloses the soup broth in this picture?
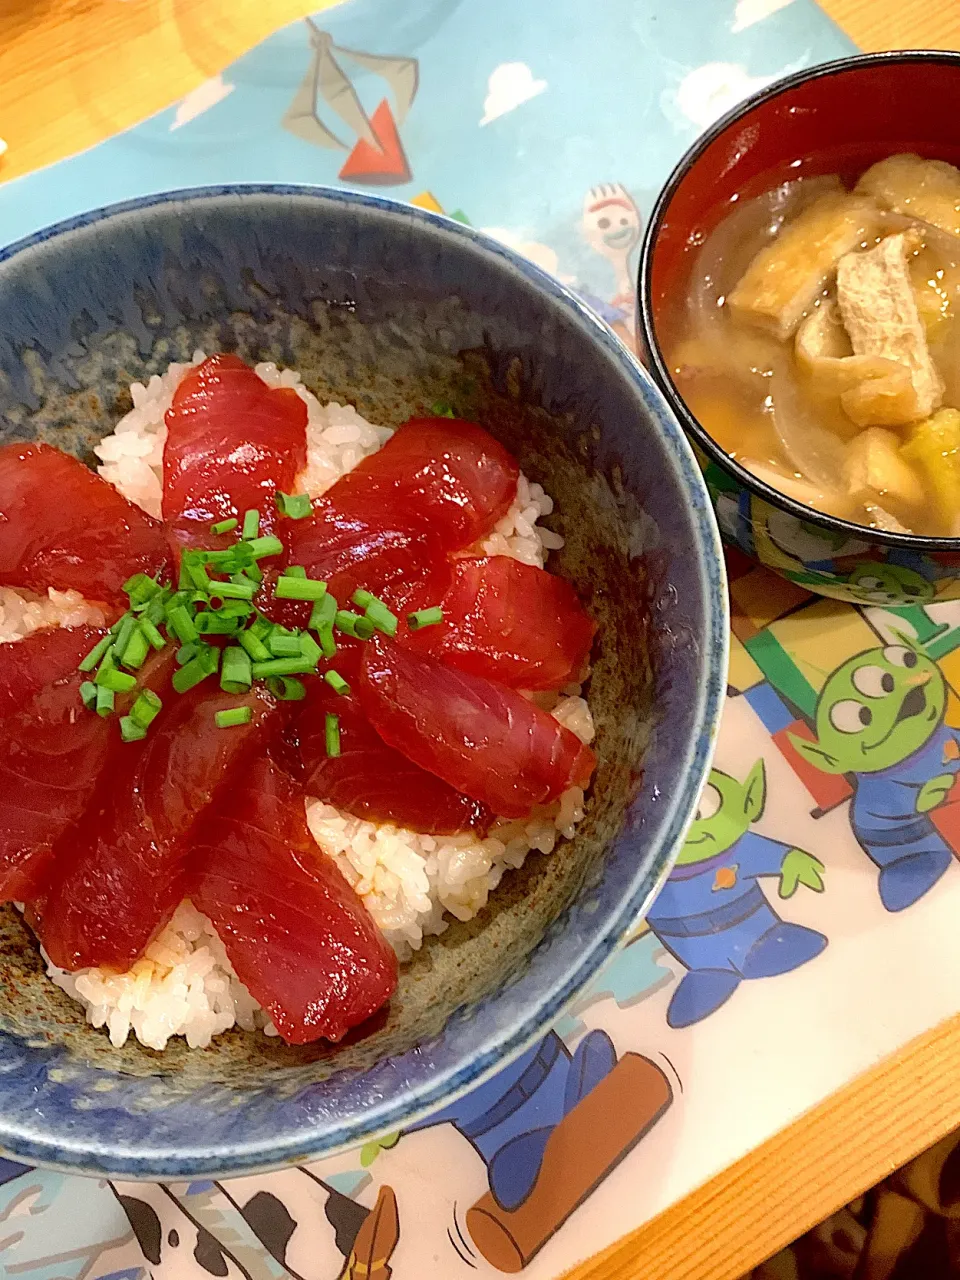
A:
[661,153,960,538]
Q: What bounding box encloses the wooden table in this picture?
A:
[1,3,958,1278]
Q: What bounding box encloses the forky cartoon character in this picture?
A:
[582,183,643,331]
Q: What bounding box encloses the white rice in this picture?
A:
[15,356,593,1049]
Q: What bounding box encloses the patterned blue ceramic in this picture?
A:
[0,186,726,1178]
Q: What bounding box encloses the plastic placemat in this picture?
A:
[7,3,945,1278]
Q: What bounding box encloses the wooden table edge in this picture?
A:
[561,1009,960,1280]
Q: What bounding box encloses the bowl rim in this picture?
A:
[0,182,728,1177]
[638,47,960,554]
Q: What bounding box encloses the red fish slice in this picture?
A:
[328,417,520,551]
[0,625,107,719]
[359,635,596,820]
[40,681,279,972]
[295,667,490,835]
[189,756,398,1045]
[163,354,308,552]
[0,443,168,606]
[409,556,596,691]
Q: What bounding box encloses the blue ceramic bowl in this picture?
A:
[0,186,726,1178]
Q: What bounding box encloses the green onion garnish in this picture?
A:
[185,559,212,592]
[250,657,316,679]
[140,617,167,651]
[242,562,263,586]
[325,712,341,757]
[431,401,456,418]
[285,565,307,579]
[173,646,220,694]
[324,670,350,696]
[335,610,375,640]
[211,517,239,535]
[215,705,253,729]
[238,629,270,663]
[120,626,149,671]
[365,599,398,637]
[215,599,254,619]
[211,579,255,601]
[130,689,162,728]
[95,664,137,693]
[79,681,98,710]
[268,632,302,658]
[95,685,115,718]
[317,623,337,659]
[78,633,113,673]
[250,614,273,640]
[120,715,147,743]
[113,612,137,656]
[275,575,328,601]
[242,508,260,540]
[167,604,198,644]
[195,612,242,636]
[267,675,307,701]
[144,593,169,626]
[221,646,252,693]
[299,630,321,665]
[351,588,375,609]
[276,491,313,520]
[309,593,338,630]
[124,572,160,607]
[176,642,201,666]
[408,607,444,630]
[246,535,284,561]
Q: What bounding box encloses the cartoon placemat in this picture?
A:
[10,2,955,1279]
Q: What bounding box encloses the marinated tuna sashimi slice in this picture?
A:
[409,557,596,691]
[163,354,308,551]
[0,672,114,902]
[40,681,279,972]
[328,417,520,550]
[295,672,490,835]
[190,756,398,1045]
[0,443,168,606]
[0,625,107,718]
[359,635,596,820]
[274,499,452,621]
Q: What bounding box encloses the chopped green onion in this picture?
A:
[250,613,273,639]
[176,642,201,667]
[130,689,162,728]
[276,491,313,520]
[211,517,239,535]
[238,629,270,663]
[140,617,167,652]
[335,610,375,640]
[79,681,98,710]
[178,557,194,591]
[214,598,253,619]
[299,630,322,665]
[285,565,307,579]
[185,559,212,592]
[268,632,303,658]
[78,633,113,672]
[325,712,341,758]
[95,685,115,718]
[95,664,137,693]
[365,600,398,637]
[120,626,150,671]
[407,607,444,631]
[144,593,169,626]
[317,623,337,659]
[324,669,350,696]
[250,657,316,679]
[124,572,160,607]
[309,593,338,630]
[211,579,255,601]
[195,612,242,636]
[246,535,284,561]
[215,705,253,729]
[113,612,137,656]
[167,604,198,644]
[275,575,328,601]
[431,401,456,418]
[173,651,219,694]
[120,715,147,743]
[266,676,307,701]
[352,588,375,609]
[242,562,263,586]
[242,508,260,540]
[221,646,252,694]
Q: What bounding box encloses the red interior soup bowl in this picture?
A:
[639,50,960,608]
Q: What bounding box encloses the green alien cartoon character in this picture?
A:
[790,640,960,912]
[646,762,827,1027]
[844,563,936,607]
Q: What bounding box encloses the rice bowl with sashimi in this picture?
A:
[0,352,598,1052]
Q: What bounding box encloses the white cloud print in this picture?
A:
[170,74,235,131]
[480,62,547,126]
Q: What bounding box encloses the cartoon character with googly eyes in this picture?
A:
[790,641,960,912]
[647,763,827,1028]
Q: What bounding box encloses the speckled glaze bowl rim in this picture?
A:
[0,184,728,1178]
[638,48,960,554]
